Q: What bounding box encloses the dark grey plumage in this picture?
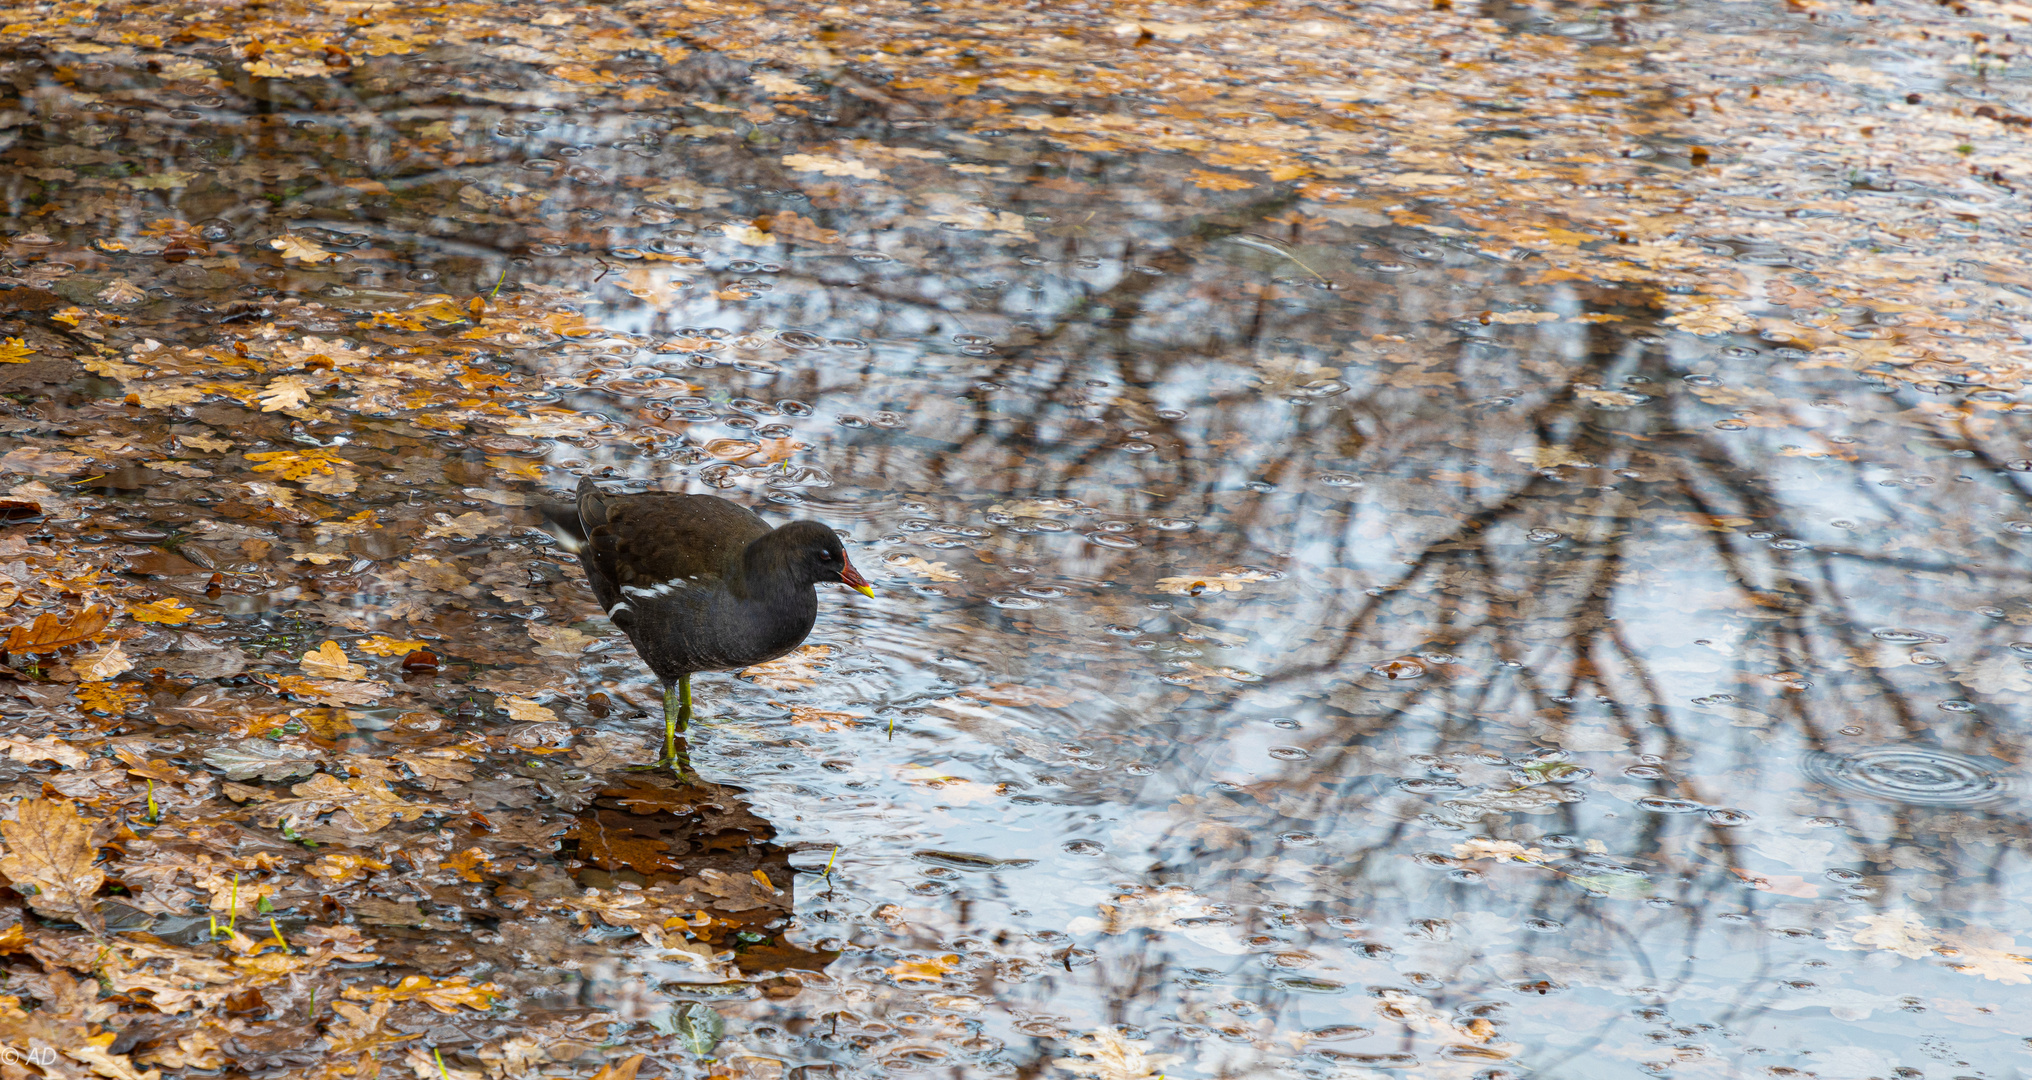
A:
[541,477,872,767]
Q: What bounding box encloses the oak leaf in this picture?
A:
[762,210,840,244]
[256,375,315,412]
[1189,170,1255,191]
[0,736,88,768]
[127,597,195,624]
[267,674,388,706]
[71,642,133,682]
[884,954,960,983]
[270,234,337,262]
[343,974,501,1013]
[781,153,881,180]
[287,773,444,832]
[1053,1029,1177,1080]
[886,556,959,581]
[502,696,560,723]
[4,605,108,652]
[740,644,830,689]
[0,799,104,917]
[75,681,142,715]
[356,634,427,657]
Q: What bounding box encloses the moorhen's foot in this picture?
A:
[658,676,694,777]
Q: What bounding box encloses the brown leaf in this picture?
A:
[0,799,104,917]
[761,210,841,244]
[71,642,133,682]
[0,735,89,769]
[285,773,445,832]
[590,1054,647,1080]
[965,683,1085,708]
[267,674,388,706]
[4,604,108,653]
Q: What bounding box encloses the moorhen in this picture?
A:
[542,477,873,767]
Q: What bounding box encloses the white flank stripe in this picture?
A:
[621,579,689,599]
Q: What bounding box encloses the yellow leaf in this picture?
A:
[128,597,194,625]
[246,448,350,480]
[0,338,35,364]
[75,681,142,715]
[343,974,501,1013]
[1190,170,1256,191]
[884,954,961,983]
[487,455,543,481]
[301,641,367,680]
[268,675,388,706]
[307,851,390,884]
[271,234,338,262]
[356,634,426,657]
[298,707,358,738]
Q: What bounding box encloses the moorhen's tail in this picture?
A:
[537,476,608,554]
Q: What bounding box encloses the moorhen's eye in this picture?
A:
[817,550,834,561]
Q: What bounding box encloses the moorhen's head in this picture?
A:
[764,520,875,596]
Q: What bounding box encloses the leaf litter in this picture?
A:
[0,0,2022,1075]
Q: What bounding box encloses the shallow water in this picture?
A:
[1,0,2031,1076]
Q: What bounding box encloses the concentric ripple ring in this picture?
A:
[1800,747,2010,807]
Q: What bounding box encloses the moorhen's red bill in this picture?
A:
[542,476,873,766]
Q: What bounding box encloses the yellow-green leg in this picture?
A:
[660,675,693,775]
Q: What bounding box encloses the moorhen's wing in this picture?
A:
[583,487,773,605]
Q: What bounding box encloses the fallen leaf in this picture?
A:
[256,375,315,412]
[501,696,559,723]
[4,605,109,653]
[781,153,882,180]
[71,642,133,682]
[886,556,959,581]
[0,799,104,917]
[267,674,388,706]
[342,974,501,1013]
[884,954,960,983]
[740,644,830,689]
[355,634,426,657]
[1055,1029,1178,1080]
[271,234,338,262]
[300,641,366,681]
[1155,570,1275,595]
[75,681,142,715]
[128,597,195,625]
